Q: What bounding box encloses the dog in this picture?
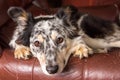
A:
[7,5,120,75]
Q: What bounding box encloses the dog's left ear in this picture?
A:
[56,5,79,20]
[7,7,33,26]
[56,5,80,39]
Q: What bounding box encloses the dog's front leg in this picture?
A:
[69,36,93,59]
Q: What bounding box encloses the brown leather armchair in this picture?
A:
[0,0,120,80]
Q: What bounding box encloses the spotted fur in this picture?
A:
[8,5,120,75]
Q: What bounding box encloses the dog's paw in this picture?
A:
[14,45,32,59]
[73,44,93,59]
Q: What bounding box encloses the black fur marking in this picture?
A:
[80,15,115,38]
[56,8,66,19]
[67,31,80,39]
[34,17,55,23]
[63,19,70,27]
[70,12,82,30]
[69,6,81,23]
[16,13,35,46]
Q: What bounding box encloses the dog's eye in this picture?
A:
[56,37,64,44]
[34,41,40,47]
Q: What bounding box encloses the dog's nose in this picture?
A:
[46,65,58,74]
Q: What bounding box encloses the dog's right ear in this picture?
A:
[7,7,30,26]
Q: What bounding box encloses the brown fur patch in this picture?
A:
[38,35,44,42]
[51,31,58,40]
[21,11,28,18]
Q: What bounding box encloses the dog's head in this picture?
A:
[8,6,80,75]
[30,19,72,75]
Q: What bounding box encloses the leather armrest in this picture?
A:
[0,49,120,80]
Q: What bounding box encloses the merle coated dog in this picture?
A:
[7,5,120,75]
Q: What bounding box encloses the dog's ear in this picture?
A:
[7,7,33,26]
[56,5,80,39]
[56,5,79,19]
[8,7,34,46]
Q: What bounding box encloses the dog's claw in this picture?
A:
[73,44,93,59]
[14,45,32,60]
